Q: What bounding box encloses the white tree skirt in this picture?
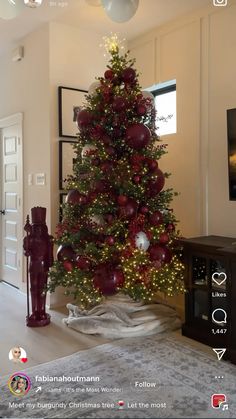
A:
[63,294,181,338]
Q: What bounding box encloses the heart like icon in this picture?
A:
[212,272,227,286]
[21,358,28,363]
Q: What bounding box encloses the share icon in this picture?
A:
[213,348,226,361]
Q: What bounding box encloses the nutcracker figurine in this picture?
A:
[23,207,53,327]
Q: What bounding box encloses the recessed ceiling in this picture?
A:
[0,0,213,56]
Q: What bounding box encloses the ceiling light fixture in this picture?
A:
[0,0,24,20]
[24,0,43,7]
[101,0,139,23]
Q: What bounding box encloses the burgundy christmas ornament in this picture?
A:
[149,210,163,226]
[117,195,128,206]
[93,262,121,296]
[122,67,136,83]
[166,223,175,232]
[94,179,108,193]
[76,255,91,270]
[66,190,87,205]
[139,205,149,215]
[125,123,151,150]
[63,260,74,272]
[147,169,165,197]
[112,268,125,288]
[77,109,92,129]
[104,69,114,80]
[149,245,172,263]
[119,198,138,219]
[146,158,158,173]
[112,96,127,112]
[136,104,147,116]
[159,232,169,245]
[57,244,76,262]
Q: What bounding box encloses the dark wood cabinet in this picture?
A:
[180,235,236,364]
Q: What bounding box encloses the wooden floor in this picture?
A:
[0,282,108,376]
[0,282,213,377]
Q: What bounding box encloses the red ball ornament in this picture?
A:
[136,104,147,116]
[94,179,108,193]
[119,198,138,219]
[112,96,127,112]
[149,211,163,226]
[146,158,158,173]
[117,195,128,206]
[125,123,150,150]
[166,223,175,232]
[63,260,74,272]
[122,67,136,83]
[147,169,165,197]
[149,245,172,263]
[66,190,87,205]
[112,269,125,288]
[77,109,92,129]
[139,205,149,215]
[104,69,114,80]
[159,232,169,245]
[93,263,120,296]
[75,255,91,270]
[57,244,75,262]
[105,236,115,246]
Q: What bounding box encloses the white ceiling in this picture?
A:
[0,0,213,56]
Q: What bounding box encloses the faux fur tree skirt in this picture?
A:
[63,294,181,338]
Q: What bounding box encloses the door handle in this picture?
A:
[0,210,6,215]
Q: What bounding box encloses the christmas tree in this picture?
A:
[49,36,184,309]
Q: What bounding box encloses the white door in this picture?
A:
[0,115,23,288]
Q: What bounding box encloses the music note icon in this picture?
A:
[221,403,229,411]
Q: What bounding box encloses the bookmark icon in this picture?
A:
[213,348,226,361]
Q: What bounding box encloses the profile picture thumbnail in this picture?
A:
[8,373,31,396]
[9,346,27,364]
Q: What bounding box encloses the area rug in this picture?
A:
[0,332,236,418]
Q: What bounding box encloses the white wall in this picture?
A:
[48,22,107,306]
[129,3,236,240]
[0,25,51,226]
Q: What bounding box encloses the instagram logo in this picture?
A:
[213,0,227,5]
